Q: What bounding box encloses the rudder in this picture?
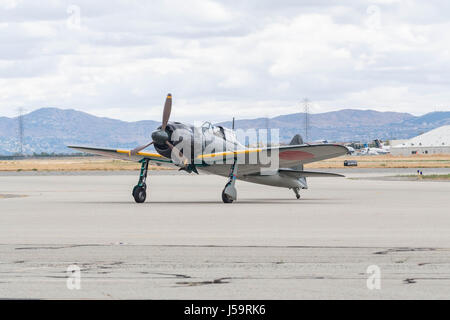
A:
[289,134,304,145]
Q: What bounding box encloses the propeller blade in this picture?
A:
[162,93,172,131]
[130,141,153,155]
[166,141,189,166]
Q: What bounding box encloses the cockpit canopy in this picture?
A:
[201,121,213,129]
[200,122,235,141]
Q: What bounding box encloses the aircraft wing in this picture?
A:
[197,144,348,177]
[198,144,348,168]
[69,144,347,176]
[67,146,174,166]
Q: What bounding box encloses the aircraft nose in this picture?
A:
[151,129,169,145]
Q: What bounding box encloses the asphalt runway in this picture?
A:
[0,169,449,299]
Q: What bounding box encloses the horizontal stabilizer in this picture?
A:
[278,168,345,178]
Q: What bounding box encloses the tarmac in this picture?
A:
[0,168,449,299]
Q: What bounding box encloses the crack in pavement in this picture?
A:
[176,277,231,287]
[374,247,439,255]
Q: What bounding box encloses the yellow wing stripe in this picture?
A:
[197,148,262,159]
[116,149,164,158]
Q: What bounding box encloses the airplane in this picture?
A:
[68,94,348,203]
[360,139,390,155]
[373,139,391,154]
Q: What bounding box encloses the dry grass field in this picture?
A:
[0,157,165,172]
[0,154,449,172]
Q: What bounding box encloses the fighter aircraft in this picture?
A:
[69,94,348,203]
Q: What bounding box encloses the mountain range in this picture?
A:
[0,107,449,155]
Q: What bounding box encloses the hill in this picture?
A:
[0,108,159,155]
[0,108,449,155]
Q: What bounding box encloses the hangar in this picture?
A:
[391,125,450,155]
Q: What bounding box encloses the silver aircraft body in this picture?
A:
[69,94,348,203]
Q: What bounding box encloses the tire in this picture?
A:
[133,185,147,203]
[222,190,233,203]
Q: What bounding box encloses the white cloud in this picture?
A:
[0,0,21,10]
[0,0,449,122]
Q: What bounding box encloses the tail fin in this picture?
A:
[289,134,304,175]
[374,139,382,148]
[289,134,304,145]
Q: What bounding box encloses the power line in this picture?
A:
[17,108,25,156]
[302,98,310,142]
[264,114,269,147]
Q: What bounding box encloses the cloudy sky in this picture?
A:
[1,0,449,122]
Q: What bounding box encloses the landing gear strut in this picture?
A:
[293,187,301,200]
[222,160,238,203]
[133,159,149,203]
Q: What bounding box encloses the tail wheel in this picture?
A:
[293,187,301,200]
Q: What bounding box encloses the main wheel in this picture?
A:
[132,185,147,203]
[222,189,233,203]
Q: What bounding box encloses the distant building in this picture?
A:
[388,139,408,147]
[390,125,450,155]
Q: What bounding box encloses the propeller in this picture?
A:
[130,94,172,155]
[130,93,191,169]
